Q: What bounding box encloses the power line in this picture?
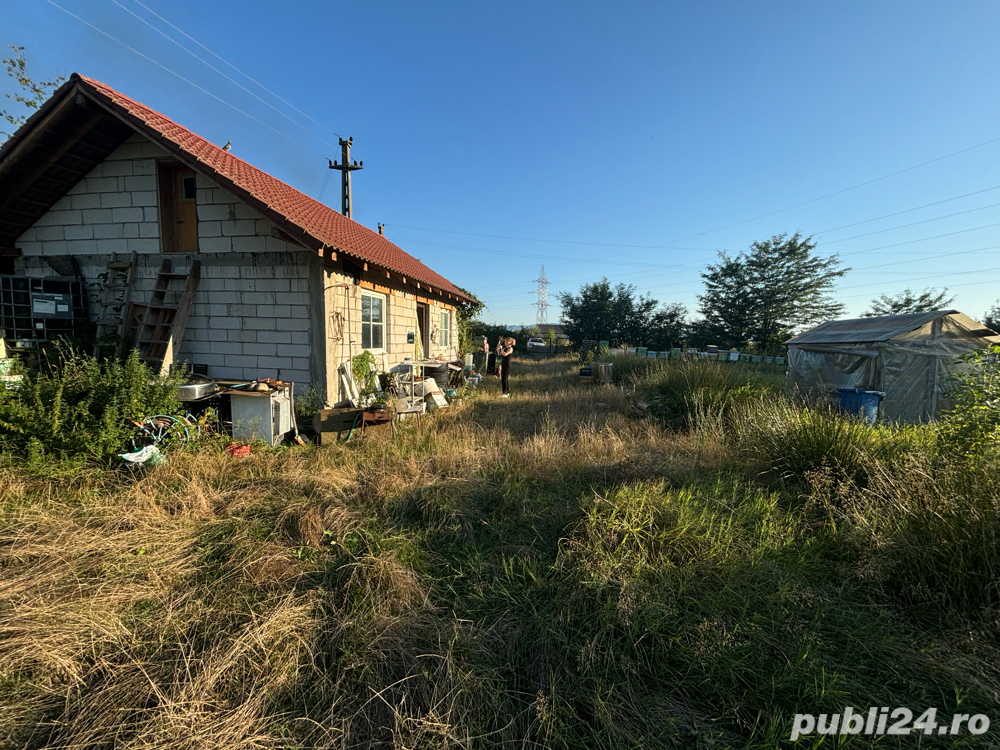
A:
[43,0,330,160]
[110,0,342,151]
[816,184,1000,234]
[128,0,345,140]
[817,202,1000,246]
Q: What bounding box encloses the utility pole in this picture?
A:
[534,265,550,325]
[327,137,363,218]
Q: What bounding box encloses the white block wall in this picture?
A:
[14,132,321,387]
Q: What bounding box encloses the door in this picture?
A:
[416,302,429,358]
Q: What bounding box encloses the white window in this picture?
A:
[361,291,385,351]
[439,310,451,347]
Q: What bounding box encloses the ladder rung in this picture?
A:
[138,339,169,345]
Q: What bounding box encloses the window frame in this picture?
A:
[360,290,387,353]
[439,309,451,347]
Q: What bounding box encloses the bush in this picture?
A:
[0,346,180,462]
[615,356,782,429]
[938,345,1000,457]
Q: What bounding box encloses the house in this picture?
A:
[784,310,1000,422]
[0,74,474,404]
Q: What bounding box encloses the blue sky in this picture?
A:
[3,1,999,326]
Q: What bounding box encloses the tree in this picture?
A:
[862,287,954,317]
[558,278,687,349]
[698,233,847,351]
[454,286,484,352]
[984,302,999,333]
[2,45,64,139]
[645,303,688,351]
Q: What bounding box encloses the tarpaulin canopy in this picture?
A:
[785,310,1000,422]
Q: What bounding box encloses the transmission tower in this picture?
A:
[533,266,550,325]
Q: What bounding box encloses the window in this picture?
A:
[439,310,451,347]
[361,291,385,351]
[157,161,199,253]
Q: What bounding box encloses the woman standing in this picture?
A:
[499,337,514,397]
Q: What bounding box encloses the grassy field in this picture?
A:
[2,355,1000,749]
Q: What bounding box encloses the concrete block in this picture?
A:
[231,236,266,253]
[227,330,257,343]
[256,330,292,344]
[199,221,222,237]
[17,241,42,255]
[223,354,258,368]
[70,193,102,210]
[290,331,309,345]
[209,291,240,303]
[139,222,159,238]
[221,220,257,237]
[289,279,310,292]
[255,304,276,317]
[87,177,119,193]
[193,354,228,367]
[247,342,278,357]
[242,292,275,304]
[64,224,94,241]
[254,219,272,236]
[272,305,291,318]
[200,237,232,253]
[123,223,139,239]
[210,341,242,355]
[132,159,155,176]
[265,236,289,252]
[143,207,160,223]
[291,358,310,370]
[185,341,213,355]
[256,355,287,369]
[288,305,309,319]
[41,240,69,256]
[197,204,232,222]
[280,344,311,358]
[101,160,134,176]
[255,278,290,292]
[125,175,156,192]
[65,239,98,254]
[211,366,247,380]
[100,192,133,208]
[95,238,128,253]
[282,370,311,383]
[195,173,215,188]
[112,207,144,223]
[36,226,65,241]
[234,203,262,220]
[138,142,168,158]
[244,317,277,331]
[65,180,86,196]
[132,191,157,207]
[210,316,242,330]
[273,292,305,305]
[93,224,124,239]
[207,329,229,342]
[277,318,310,331]
[227,304,257,317]
[126,238,159,254]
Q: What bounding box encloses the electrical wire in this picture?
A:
[43,0,330,160]
[110,0,342,152]
[130,0,345,140]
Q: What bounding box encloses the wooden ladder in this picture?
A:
[92,251,137,359]
[136,258,201,376]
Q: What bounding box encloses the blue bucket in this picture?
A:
[837,388,885,425]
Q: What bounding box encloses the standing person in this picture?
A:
[499,336,515,397]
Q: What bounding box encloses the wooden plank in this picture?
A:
[157,259,201,376]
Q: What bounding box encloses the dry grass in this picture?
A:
[2,356,1000,748]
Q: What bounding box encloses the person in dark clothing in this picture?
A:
[499,337,514,397]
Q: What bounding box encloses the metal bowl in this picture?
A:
[175,375,218,401]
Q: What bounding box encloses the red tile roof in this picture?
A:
[73,74,474,303]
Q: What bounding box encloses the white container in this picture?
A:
[728,351,740,362]
[464,353,474,367]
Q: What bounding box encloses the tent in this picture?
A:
[784,310,1000,423]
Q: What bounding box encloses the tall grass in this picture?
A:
[2,356,1000,748]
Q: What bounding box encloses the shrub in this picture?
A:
[0,346,180,462]
[938,345,1000,457]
